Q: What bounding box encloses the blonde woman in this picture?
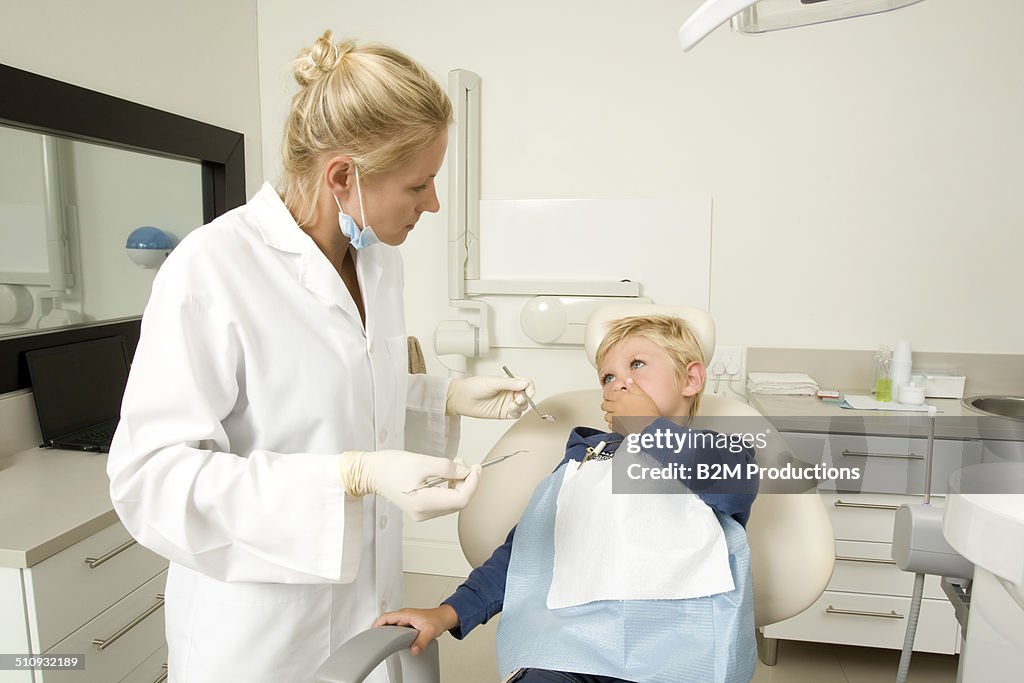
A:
[108,32,532,682]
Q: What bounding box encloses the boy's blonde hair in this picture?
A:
[595,315,706,418]
[280,31,452,225]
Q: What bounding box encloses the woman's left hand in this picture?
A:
[446,375,535,419]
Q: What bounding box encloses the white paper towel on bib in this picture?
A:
[547,456,735,610]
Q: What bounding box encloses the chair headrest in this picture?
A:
[583,304,716,368]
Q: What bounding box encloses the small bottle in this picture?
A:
[874,345,892,402]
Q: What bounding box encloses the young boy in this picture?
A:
[376,316,759,683]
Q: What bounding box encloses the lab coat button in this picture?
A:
[379,428,388,442]
[379,515,388,531]
[380,599,388,612]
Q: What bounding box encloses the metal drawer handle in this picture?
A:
[91,594,164,651]
[836,555,897,565]
[841,449,923,460]
[84,539,137,568]
[834,499,901,511]
[826,605,904,619]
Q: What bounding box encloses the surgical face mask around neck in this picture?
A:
[332,165,379,250]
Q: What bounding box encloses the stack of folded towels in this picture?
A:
[746,372,820,396]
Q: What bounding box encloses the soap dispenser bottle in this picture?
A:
[875,345,893,402]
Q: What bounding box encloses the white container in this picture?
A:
[899,383,926,405]
[891,340,912,406]
[909,371,967,399]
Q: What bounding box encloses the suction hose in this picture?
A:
[896,572,926,683]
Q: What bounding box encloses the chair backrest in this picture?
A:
[458,304,835,628]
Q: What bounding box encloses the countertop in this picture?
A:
[747,391,1024,441]
[0,447,117,568]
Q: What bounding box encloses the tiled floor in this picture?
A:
[404,572,960,683]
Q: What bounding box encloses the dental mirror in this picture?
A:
[501,365,556,421]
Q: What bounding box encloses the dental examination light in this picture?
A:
[679,0,926,51]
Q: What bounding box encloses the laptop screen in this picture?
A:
[26,336,131,443]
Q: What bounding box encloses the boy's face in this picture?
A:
[598,336,692,418]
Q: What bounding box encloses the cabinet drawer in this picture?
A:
[763,589,958,654]
[822,435,981,495]
[779,432,828,465]
[824,492,936,543]
[41,570,166,683]
[833,540,945,600]
[119,645,167,683]
[25,522,167,652]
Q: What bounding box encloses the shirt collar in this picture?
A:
[249,181,310,254]
[565,426,623,451]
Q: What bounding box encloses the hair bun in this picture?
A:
[293,31,355,86]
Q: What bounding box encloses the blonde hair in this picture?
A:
[280,31,452,225]
[595,315,706,419]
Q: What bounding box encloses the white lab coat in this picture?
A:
[108,182,457,682]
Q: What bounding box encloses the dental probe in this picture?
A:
[405,450,529,494]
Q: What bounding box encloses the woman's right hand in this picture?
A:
[373,605,460,655]
[338,450,481,521]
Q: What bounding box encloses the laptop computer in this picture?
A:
[26,335,131,453]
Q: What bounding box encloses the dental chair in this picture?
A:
[315,305,836,683]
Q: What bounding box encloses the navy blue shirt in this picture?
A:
[443,418,759,639]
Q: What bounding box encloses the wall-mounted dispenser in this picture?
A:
[126,226,177,269]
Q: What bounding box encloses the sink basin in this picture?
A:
[946,463,1024,612]
[962,395,1024,420]
[944,463,1024,679]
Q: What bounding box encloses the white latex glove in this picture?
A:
[338,450,481,522]
[446,375,535,419]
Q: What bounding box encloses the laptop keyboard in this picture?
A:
[75,424,116,445]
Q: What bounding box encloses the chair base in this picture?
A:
[756,629,779,666]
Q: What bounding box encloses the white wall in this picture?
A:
[256,0,1024,573]
[257,0,1023,356]
[0,0,263,199]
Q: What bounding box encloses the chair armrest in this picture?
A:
[314,625,439,683]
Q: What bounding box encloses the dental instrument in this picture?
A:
[405,450,529,494]
[501,365,555,421]
[577,440,608,470]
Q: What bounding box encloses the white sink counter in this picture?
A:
[0,447,118,568]
[747,391,1024,441]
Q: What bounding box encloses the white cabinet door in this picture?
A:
[119,645,167,683]
[832,540,946,600]
[823,435,981,495]
[40,570,167,683]
[764,590,959,653]
[0,568,32,679]
[25,522,167,653]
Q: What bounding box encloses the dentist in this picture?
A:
[107,31,530,683]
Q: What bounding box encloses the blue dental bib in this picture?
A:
[497,465,757,682]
